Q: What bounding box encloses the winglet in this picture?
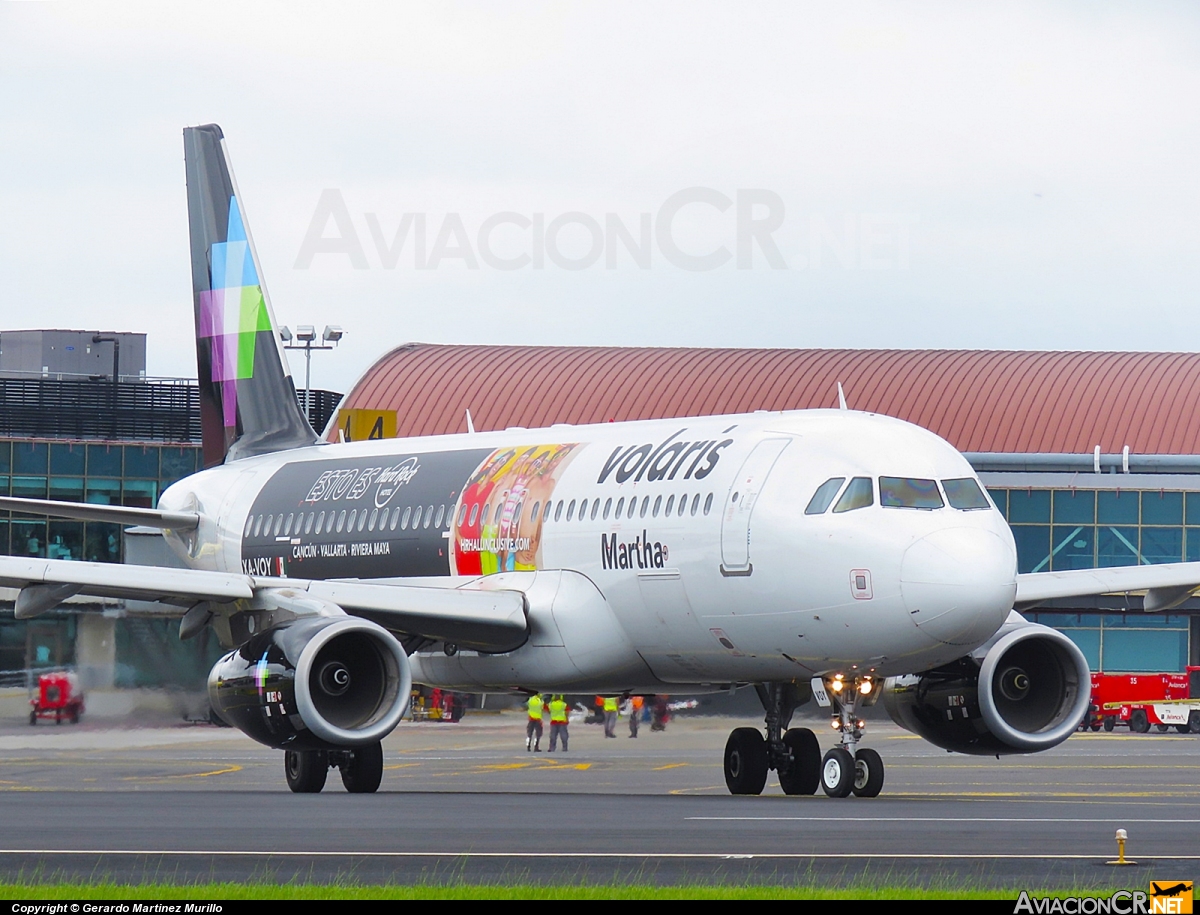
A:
[837,382,848,411]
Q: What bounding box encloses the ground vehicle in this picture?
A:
[1083,667,1200,733]
[29,670,84,725]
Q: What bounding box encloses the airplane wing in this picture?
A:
[0,496,200,531]
[0,555,527,652]
[1016,561,1200,611]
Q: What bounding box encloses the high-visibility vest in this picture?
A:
[527,696,545,720]
[549,699,568,723]
[603,696,619,713]
[632,695,644,710]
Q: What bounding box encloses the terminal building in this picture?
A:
[3,340,1199,695]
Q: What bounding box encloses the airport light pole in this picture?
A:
[279,324,344,426]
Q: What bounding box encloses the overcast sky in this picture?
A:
[2,2,1198,393]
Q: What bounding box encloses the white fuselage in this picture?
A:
[160,409,1018,691]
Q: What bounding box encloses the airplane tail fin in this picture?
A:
[183,124,317,467]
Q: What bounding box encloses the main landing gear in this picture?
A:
[722,678,885,798]
[724,683,820,796]
[284,740,384,794]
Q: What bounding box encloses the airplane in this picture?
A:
[5,123,1200,797]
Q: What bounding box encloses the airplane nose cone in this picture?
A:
[901,528,1016,646]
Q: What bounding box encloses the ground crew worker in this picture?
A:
[548,694,569,752]
[603,696,619,738]
[526,693,547,752]
[628,695,644,738]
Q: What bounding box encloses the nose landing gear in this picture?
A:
[820,675,885,798]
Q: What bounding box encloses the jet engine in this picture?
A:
[881,613,1090,755]
[208,616,411,751]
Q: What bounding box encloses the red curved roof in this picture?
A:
[330,346,1200,454]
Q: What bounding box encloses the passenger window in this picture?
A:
[591,499,600,521]
[640,496,650,518]
[652,495,662,517]
[481,504,491,525]
[423,505,433,529]
[879,477,944,510]
[435,504,446,528]
[468,504,479,526]
[347,509,357,531]
[390,509,400,531]
[942,478,991,510]
[458,504,468,526]
[316,511,326,534]
[805,477,846,515]
[615,497,625,518]
[603,498,612,520]
[530,501,540,523]
[628,498,637,520]
[252,515,263,538]
[691,494,700,516]
[578,499,587,521]
[665,495,675,516]
[368,509,378,531]
[304,513,315,535]
[833,477,874,513]
[703,493,713,515]
[567,499,576,521]
[379,508,389,530]
[679,494,687,517]
[543,501,552,522]
[285,513,295,536]
[244,516,255,537]
[554,500,564,522]
[336,510,347,532]
[360,510,370,532]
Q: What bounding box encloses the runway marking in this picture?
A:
[653,763,689,771]
[2,849,1200,861]
[119,764,243,781]
[383,763,422,771]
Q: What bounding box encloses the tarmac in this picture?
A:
[0,707,1197,888]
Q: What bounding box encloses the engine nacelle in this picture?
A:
[208,616,411,750]
[881,614,1090,755]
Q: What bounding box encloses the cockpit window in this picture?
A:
[805,477,846,515]
[832,477,873,513]
[879,477,944,510]
[942,477,991,510]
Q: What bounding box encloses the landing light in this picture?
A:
[858,680,873,696]
[831,719,841,729]
[830,679,844,693]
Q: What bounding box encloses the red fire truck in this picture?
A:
[1083,667,1200,733]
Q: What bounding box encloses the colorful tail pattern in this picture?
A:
[183,124,317,466]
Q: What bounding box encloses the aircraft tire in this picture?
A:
[285,750,328,793]
[723,727,768,795]
[1129,709,1150,733]
[778,728,820,795]
[821,747,855,798]
[851,748,884,798]
[341,741,384,794]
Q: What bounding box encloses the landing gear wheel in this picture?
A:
[1103,717,1115,732]
[777,728,820,795]
[851,747,885,798]
[1129,709,1150,733]
[821,747,855,798]
[284,750,328,793]
[340,741,384,794]
[723,727,768,795]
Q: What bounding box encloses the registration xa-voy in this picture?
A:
[5,124,1197,798]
